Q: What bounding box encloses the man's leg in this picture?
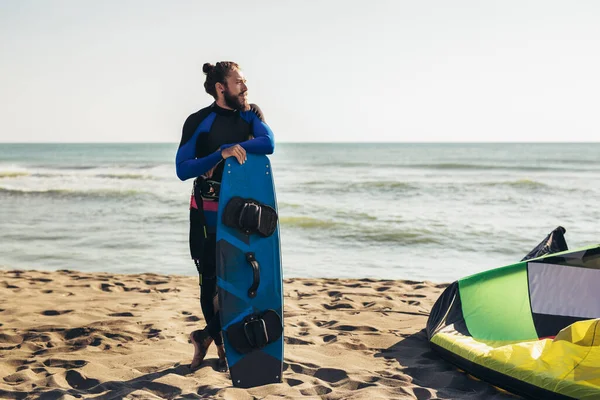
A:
[190,234,227,371]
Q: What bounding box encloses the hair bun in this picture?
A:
[202,63,214,74]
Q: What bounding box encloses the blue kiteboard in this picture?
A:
[216,154,283,388]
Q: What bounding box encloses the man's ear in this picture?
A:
[216,82,225,94]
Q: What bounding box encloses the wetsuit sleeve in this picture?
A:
[225,104,274,154]
[175,113,222,181]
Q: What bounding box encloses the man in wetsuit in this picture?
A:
[175,61,274,372]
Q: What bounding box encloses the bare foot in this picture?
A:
[189,329,213,370]
[216,344,228,372]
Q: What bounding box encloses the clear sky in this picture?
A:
[1,0,599,143]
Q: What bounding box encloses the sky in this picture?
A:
[1,0,599,143]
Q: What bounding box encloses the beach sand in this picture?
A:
[0,269,521,399]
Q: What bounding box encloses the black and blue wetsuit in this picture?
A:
[176,103,274,232]
[176,102,274,345]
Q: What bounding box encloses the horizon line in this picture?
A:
[1,141,600,145]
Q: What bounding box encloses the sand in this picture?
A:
[0,269,521,399]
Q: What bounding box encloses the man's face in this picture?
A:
[222,69,249,111]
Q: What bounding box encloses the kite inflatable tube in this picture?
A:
[427,227,600,400]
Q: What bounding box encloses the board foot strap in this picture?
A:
[227,309,283,354]
[222,197,278,237]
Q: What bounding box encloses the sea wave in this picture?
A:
[410,163,592,172]
[2,171,161,181]
[279,216,342,229]
[482,179,549,189]
[32,163,169,171]
[278,202,303,209]
[95,173,158,180]
[0,186,148,200]
[352,181,416,191]
[294,180,417,195]
[309,161,592,172]
[0,171,29,178]
[280,215,441,245]
[312,161,401,168]
[338,226,443,245]
[49,165,99,170]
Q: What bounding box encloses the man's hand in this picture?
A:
[204,165,216,178]
[221,144,246,164]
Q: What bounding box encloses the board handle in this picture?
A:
[245,252,260,298]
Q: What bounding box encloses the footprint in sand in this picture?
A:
[3,369,37,384]
[340,341,368,351]
[130,381,182,398]
[144,279,169,285]
[104,332,134,342]
[301,385,333,396]
[287,361,319,375]
[100,283,115,292]
[297,329,310,337]
[125,287,151,293]
[41,310,73,316]
[336,325,378,332]
[24,333,55,344]
[314,367,348,383]
[43,359,88,368]
[143,326,162,339]
[345,283,366,288]
[195,385,220,398]
[108,312,134,317]
[72,275,92,280]
[65,370,100,390]
[285,337,313,345]
[359,278,378,283]
[322,334,337,343]
[323,303,354,310]
[314,320,338,328]
[286,378,304,387]
[64,327,95,340]
[31,278,53,283]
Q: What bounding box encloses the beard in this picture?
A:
[223,88,250,111]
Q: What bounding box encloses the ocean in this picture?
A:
[0,143,598,283]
